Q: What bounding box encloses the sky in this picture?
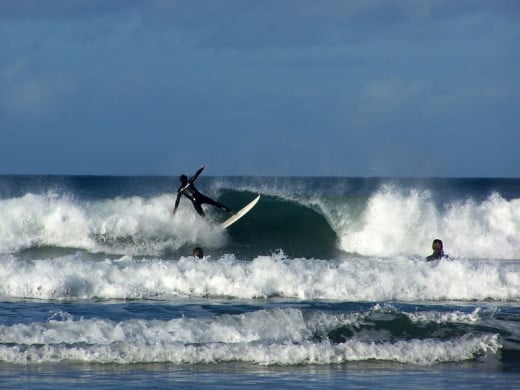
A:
[0,0,519,177]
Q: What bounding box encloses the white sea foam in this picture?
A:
[338,187,520,259]
[1,187,520,259]
[0,308,500,365]
[0,193,225,255]
[408,309,482,323]
[1,253,518,301]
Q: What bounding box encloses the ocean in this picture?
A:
[0,175,519,389]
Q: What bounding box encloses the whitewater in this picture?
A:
[0,175,519,389]
[1,178,520,259]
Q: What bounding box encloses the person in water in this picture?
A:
[192,247,204,259]
[172,165,231,217]
[426,239,448,261]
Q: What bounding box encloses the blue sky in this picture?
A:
[1,0,518,177]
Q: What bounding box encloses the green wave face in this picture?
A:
[217,192,339,259]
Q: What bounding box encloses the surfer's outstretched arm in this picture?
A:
[191,165,205,182]
[172,189,182,215]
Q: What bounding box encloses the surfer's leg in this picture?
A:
[199,195,231,212]
[191,201,205,217]
[217,202,232,212]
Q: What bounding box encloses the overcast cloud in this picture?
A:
[0,0,518,176]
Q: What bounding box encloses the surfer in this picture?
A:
[172,165,231,217]
[426,239,448,261]
[193,247,204,259]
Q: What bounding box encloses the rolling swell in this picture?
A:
[217,191,339,259]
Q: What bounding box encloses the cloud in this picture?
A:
[1,60,27,79]
[351,78,432,128]
[0,0,518,176]
[1,1,517,52]
[0,65,76,119]
[0,0,137,20]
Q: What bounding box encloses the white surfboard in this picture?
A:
[219,195,260,229]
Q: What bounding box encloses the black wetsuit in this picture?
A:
[426,252,448,261]
[174,166,231,217]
